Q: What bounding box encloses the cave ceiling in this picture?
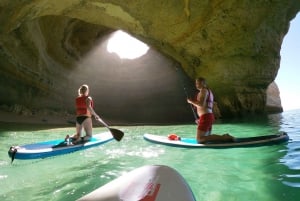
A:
[0,0,299,124]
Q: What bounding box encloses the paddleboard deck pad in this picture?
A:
[8,132,113,161]
[77,165,196,201]
[144,132,289,148]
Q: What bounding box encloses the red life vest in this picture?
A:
[76,95,93,116]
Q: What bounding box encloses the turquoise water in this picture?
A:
[0,110,299,201]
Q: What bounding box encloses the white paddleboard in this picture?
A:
[143,132,289,148]
[77,165,196,201]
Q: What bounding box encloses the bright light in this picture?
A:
[275,13,300,111]
[107,30,149,59]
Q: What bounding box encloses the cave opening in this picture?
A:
[274,13,300,111]
[68,28,195,125]
[107,30,149,59]
[0,15,195,125]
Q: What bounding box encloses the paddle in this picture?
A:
[174,64,198,121]
[97,117,124,141]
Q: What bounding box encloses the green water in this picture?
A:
[0,110,299,201]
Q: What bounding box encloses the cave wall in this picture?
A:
[0,0,299,123]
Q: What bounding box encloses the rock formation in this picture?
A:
[0,1,299,124]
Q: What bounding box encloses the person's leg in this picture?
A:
[196,115,211,143]
[196,129,209,143]
[199,114,234,142]
[70,122,83,144]
[204,133,234,142]
[76,123,83,138]
[82,117,93,141]
[65,121,82,141]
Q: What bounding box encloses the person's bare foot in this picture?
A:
[223,133,235,142]
[197,138,206,144]
[65,135,70,141]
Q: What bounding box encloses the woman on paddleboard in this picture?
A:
[187,77,234,143]
[66,84,100,144]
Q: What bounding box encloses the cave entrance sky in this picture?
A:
[107,30,149,59]
[275,12,300,111]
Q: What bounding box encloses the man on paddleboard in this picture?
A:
[187,77,234,143]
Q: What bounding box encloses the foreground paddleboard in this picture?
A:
[77,165,196,201]
[8,132,113,161]
[144,132,289,148]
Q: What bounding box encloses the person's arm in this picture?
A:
[86,97,100,120]
[187,89,208,108]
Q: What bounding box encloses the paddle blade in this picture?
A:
[9,146,17,164]
[109,128,124,141]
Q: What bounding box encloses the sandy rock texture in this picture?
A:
[0,0,299,124]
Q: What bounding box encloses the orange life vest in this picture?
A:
[76,95,93,116]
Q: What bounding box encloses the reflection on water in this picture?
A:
[0,110,299,201]
[277,110,300,190]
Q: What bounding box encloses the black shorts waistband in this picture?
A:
[76,116,90,125]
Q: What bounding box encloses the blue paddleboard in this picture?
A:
[8,132,113,161]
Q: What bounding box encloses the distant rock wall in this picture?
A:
[0,0,299,124]
[266,82,283,113]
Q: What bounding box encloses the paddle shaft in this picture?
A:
[97,118,124,141]
[174,64,198,120]
[97,117,110,128]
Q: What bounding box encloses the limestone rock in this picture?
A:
[266,82,283,113]
[0,0,299,124]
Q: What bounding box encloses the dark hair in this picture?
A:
[196,77,206,84]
